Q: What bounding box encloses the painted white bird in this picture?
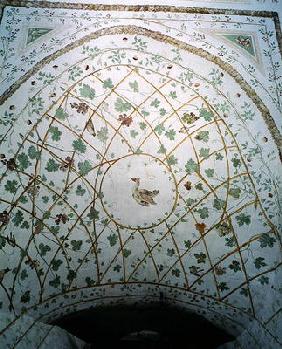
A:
[131,178,159,206]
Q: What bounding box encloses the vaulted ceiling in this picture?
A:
[0,1,281,348]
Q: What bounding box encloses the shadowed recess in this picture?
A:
[52,304,235,348]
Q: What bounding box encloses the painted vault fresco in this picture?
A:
[0,1,281,348]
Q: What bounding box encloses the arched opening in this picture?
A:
[53,303,235,348]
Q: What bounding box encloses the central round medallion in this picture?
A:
[100,154,177,230]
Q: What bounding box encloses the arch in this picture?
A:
[0,25,280,151]
[0,23,281,349]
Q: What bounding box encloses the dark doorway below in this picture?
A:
[52,303,235,348]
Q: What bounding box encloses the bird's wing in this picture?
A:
[138,191,157,205]
[139,189,153,196]
[139,189,159,196]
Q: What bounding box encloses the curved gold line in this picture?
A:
[99,153,178,231]
[1,25,281,153]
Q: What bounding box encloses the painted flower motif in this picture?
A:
[181,112,199,125]
[25,256,39,269]
[184,181,192,191]
[55,213,68,225]
[0,155,17,171]
[195,222,206,235]
[216,219,232,237]
[7,158,17,171]
[70,102,89,114]
[60,157,74,171]
[0,210,9,225]
[118,114,133,127]
[236,35,251,48]
[214,266,226,275]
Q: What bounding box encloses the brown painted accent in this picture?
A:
[0,1,280,17]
